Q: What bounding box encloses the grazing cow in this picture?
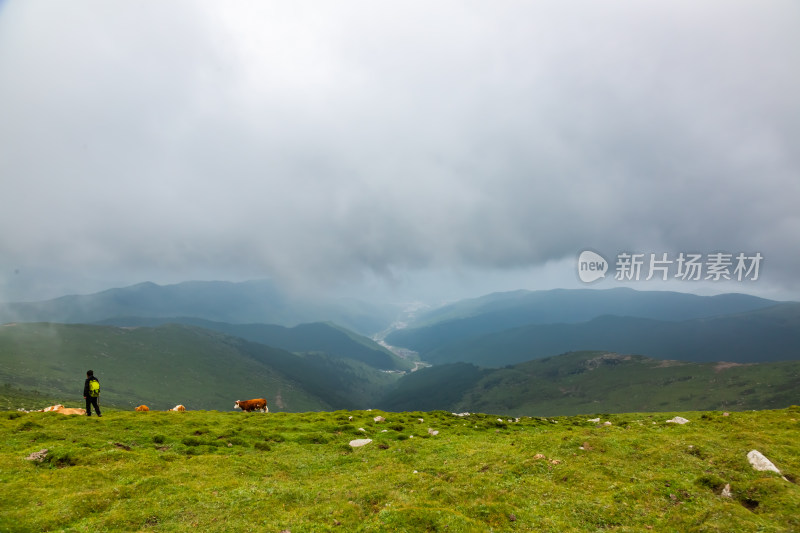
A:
[135,405,149,412]
[170,405,186,412]
[234,398,268,413]
[56,407,86,415]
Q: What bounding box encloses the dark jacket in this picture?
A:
[84,377,99,397]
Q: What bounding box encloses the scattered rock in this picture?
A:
[427,428,439,436]
[533,454,546,460]
[666,416,689,425]
[509,513,517,522]
[588,418,600,423]
[349,439,372,448]
[603,421,612,426]
[25,449,48,462]
[452,412,471,417]
[721,484,733,498]
[723,412,730,417]
[747,450,788,480]
[373,416,385,423]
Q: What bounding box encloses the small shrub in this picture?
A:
[16,420,42,432]
[182,437,202,447]
[295,433,331,445]
[44,449,78,467]
[687,446,708,459]
[695,474,726,492]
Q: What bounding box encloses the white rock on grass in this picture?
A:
[747,450,789,481]
[25,449,48,462]
[666,416,690,424]
[349,439,372,448]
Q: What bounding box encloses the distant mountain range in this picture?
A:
[385,288,798,366]
[0,280,398,335]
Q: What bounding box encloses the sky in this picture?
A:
[1,1,798,305]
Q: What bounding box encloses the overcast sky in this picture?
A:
[1,1,798,304]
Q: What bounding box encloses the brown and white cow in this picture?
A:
[56,407,86,415]
[234,398,268,413]
[34,405,85,415]
[170,405,186,412]
[135,405,149,412]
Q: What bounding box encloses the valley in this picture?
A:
[0,282,798,417]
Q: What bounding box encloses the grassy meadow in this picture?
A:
[1,406,798,532]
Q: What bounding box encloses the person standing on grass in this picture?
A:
[83,370,101,417]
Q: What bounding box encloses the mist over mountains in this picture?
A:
[0,280,397,335]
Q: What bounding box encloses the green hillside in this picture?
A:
[1,407,798,531]
[4,324,798,418]
[0,323,398,412]
[96,317,413,371]
[379,351,800,416]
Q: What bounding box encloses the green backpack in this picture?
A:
[89,379,100,397]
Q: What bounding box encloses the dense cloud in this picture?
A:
[1,1,798,302]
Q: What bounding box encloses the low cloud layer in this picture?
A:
[1,1,798,302]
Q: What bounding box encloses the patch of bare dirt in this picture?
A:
[714,361,753,373]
